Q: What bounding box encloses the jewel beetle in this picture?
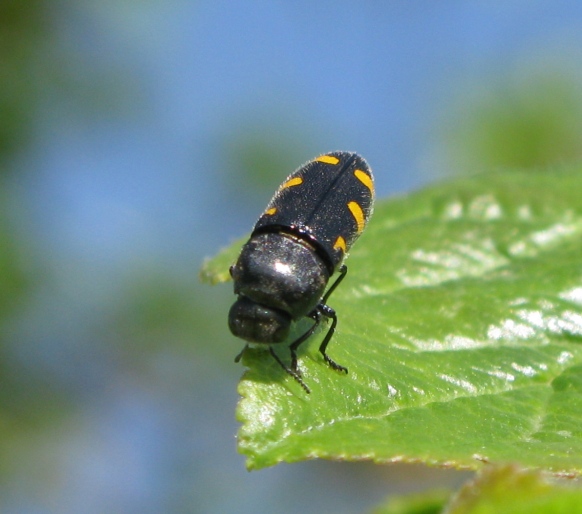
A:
[228,151,374,393]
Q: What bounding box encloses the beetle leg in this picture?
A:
[269,347,311,394]
[321,264,347,303]
[234,344,248,363]
[267,312,324,394]
[317,303,348,374]
[288,311,321,374]
[266,260,349,390]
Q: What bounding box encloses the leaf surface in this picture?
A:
[202,168,582,472]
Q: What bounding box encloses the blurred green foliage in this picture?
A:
[370,466,582,514]
[0,1,57,437]
[371,489,450,514]
[447,465,582,514]
[0,206,28,319]
[222,114,316,197]
[443,71,582,172]
[107,271,232,362]
[0,0,56,163]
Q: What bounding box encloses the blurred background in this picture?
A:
[2,1,582,512]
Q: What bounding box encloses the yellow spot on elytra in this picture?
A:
[348,201,365,233]
[316,155,340,165]
[265,207,277,215]
[333,236,347,253]
[281,177,303,189]
[354,169,374,194]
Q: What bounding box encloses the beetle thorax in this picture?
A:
[231,232,330,319]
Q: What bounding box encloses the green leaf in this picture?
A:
[202,167,582,472]
[368,466,582,514]
[447,465,582,514]
[199,237,245,285]
[370,489,450,514]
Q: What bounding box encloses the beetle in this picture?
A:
[228,151,374,393]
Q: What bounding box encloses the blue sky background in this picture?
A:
[26,1,582,269]
[3,1,582,512]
